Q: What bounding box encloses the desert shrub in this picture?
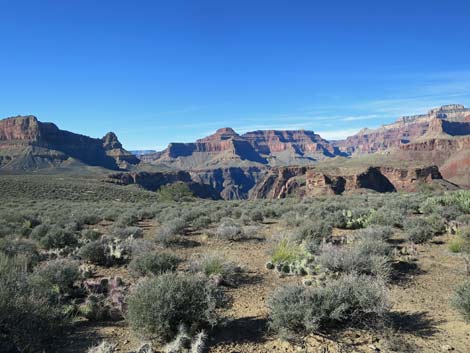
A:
[129,252,181,277]
[452,280,470,322]
[127,272,220,342]
[189,253,242,286]
[317,238,391,281]
[40,226,79,250]
[0,238,40,268]
[155,220,187,247]
[30,223,49,240]
[215,222,247,241]
[422,190,470,214]
[75,213,102,226]
[82,228,102,241]
[80,240,108,265]
[250,210,264,223]
[157,182,195,202]
[356,226,394,241]
[112,226,143,239]
[114,211,140,227]
[103,209,120,222]
[426,213,447,234]
[192,215,212,230]
[31,259,81,297]
[297,220,332,245]
[79,237,131,266]
[405,217,441,244]
[0,253,67,352]
[368,208,404,228]
[268,274,389,336]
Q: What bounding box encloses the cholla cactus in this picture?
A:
[163,325,208,353]
[190,330,207,353]
[163,324,191,353]
[87,340,116,353]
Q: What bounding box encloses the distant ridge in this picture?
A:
[0,115,139,171]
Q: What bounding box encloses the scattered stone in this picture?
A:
[441,344,454,352]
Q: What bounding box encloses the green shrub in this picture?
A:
[31,259,80,297]
[82,228,102,241]
[0,253,67,352]
[452,280,470,322]
[271,237,305,264]
[127,272,220,342]
[192,215,212,230]
[79,238,131,266]
[405,217,440,244]
[449,236,464,253]
[297,220,332,245]
[40,226,79,250]
[0,238,40,268]
[268,274,389,336]
[189,254,242,286]
[368,208,404,228]
[157,182,195,202]
[129,252,181,277]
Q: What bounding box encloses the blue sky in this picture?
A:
[1,0,470,150]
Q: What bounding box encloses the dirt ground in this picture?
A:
[53,220,470,353]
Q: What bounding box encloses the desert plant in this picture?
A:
[215,222,247,241]
[0,253,67,352]
[405,218,439,244]
[0,238,40,268]
[127,272,221,342]
[157,183,195,202]
[268,274,389,336]
[189,253,242,286]
[271,237,305,264]
[31,258,81,298]
[79,237,131,266]
[452,280,470,322]
[112,226,144,239]
[129,252,181,277]
[39,226,79,250]
[155,219,187,247]
[317,238,391,281]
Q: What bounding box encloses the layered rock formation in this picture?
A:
[0,116,138,171]
[251,165,450,199]
[335,104,470,154]
[143,127,344,168]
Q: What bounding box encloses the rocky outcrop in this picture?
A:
[336,105,470,154]
[0,116,139,171]
[251,165,446,199]
[105,171,221,199]
[145,127,344,169]
[242,130,344,158]
[190,167,263,200]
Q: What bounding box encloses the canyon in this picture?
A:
[1,104,470,199]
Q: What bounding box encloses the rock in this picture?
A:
[441,344,454,352]
[0,115,138,170]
